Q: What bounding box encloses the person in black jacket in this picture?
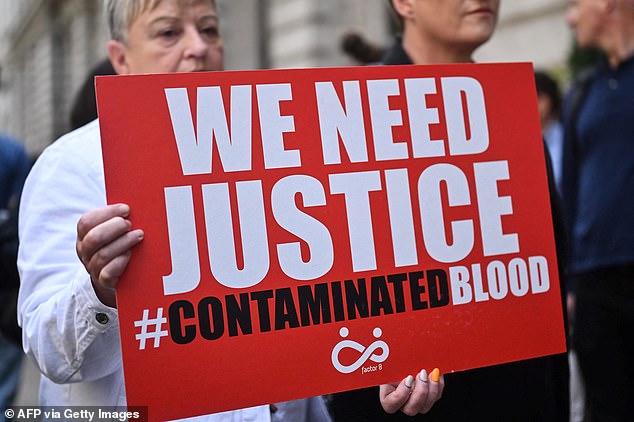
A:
[563,1,634,421]
[332,1,570,420]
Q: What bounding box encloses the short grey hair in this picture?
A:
[106,0,217,43]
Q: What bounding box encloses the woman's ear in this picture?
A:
[106,40,130,75]
[391,0,416,20]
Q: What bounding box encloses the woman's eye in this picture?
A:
[201,26,219,38]
[159,28,180,38]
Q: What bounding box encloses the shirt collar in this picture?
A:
[381,37,413,65]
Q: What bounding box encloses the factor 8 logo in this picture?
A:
[331,327,390,374]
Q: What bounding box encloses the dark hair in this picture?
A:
[69,59,116,130]
[534,70,562,119]
[340,31,386,64]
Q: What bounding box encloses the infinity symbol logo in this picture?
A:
[331,327,390,374]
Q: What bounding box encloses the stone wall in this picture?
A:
[0,0,571,156]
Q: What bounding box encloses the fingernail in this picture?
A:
[119,204,130,215]
[419,369,428,383]
[404,375,414,389]
[430,368,440,383]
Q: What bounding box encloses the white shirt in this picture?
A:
[17,120,331,422]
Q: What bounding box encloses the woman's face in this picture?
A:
[109,0,224,75]
[407,0,500,52]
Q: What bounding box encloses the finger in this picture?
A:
[401,369,431,416]
[77,216,133,265]
[77,204,130,239]
[90,232,142,309]
[86,229,144,280]
[379,376,414,414]
[378,382,397,401]
[90,251,133,308]
[421,370,444,414]
[98,251,134,289]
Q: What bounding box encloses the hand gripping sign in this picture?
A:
[96,63,566,421]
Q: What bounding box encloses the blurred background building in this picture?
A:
[0,0,572,157]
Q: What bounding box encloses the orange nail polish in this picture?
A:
[430,367,440,382]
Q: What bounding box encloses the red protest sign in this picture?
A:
[96,63,566,421]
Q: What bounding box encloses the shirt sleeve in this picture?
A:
[17,127,121,384]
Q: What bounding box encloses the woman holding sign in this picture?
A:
[17,0,333,421]
[334,0,570,420]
